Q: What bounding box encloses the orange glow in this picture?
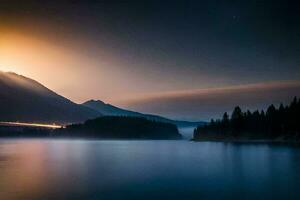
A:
[0,26,147,103]
[0,122,62,129]
[0,141,52,200]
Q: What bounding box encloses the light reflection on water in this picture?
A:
[0,139,300,200]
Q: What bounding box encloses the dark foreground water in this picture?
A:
[0,139,300,200]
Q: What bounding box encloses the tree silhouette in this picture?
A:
[56,116,182,139]
[222,112,230,131]
[194,97,300,141]
[231,106,243,134]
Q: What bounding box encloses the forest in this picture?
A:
[56,116,182,139]
[193,97,300,141]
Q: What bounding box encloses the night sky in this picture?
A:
[0,0,299,120]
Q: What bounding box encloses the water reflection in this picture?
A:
[0,139,300,200]
[0,141,51,200]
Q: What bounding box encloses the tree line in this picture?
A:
[194,97,300,140]
[57,116,182,139]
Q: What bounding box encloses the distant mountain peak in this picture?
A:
[82,99,205,127]
[84,99,106,105]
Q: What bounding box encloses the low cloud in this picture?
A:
[122,81,300,121]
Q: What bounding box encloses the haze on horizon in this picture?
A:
[0,0,299,121]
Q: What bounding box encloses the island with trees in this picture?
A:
[193,97,300,142]
[55,116,182,139]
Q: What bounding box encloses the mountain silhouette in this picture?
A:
[0,71,101,124]
[83,100,204,127]
[0,71,204,126]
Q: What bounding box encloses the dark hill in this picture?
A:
[0,71,101,124]
[56,116,182,139]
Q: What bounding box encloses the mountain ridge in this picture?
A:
[82,99,205,127]
[0,71,101,124]
[0,71,204,127]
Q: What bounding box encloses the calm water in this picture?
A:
[0,139,300,200]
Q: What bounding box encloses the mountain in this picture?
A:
[0,71,101,124]
[0,71,204,126]
[83,100,205,127]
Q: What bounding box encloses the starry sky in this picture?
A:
[0,0,299,120]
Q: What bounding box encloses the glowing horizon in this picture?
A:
[0,1,299,120]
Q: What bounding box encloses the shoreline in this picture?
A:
[191,138,300,145]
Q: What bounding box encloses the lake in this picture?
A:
[0,139,300,200]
